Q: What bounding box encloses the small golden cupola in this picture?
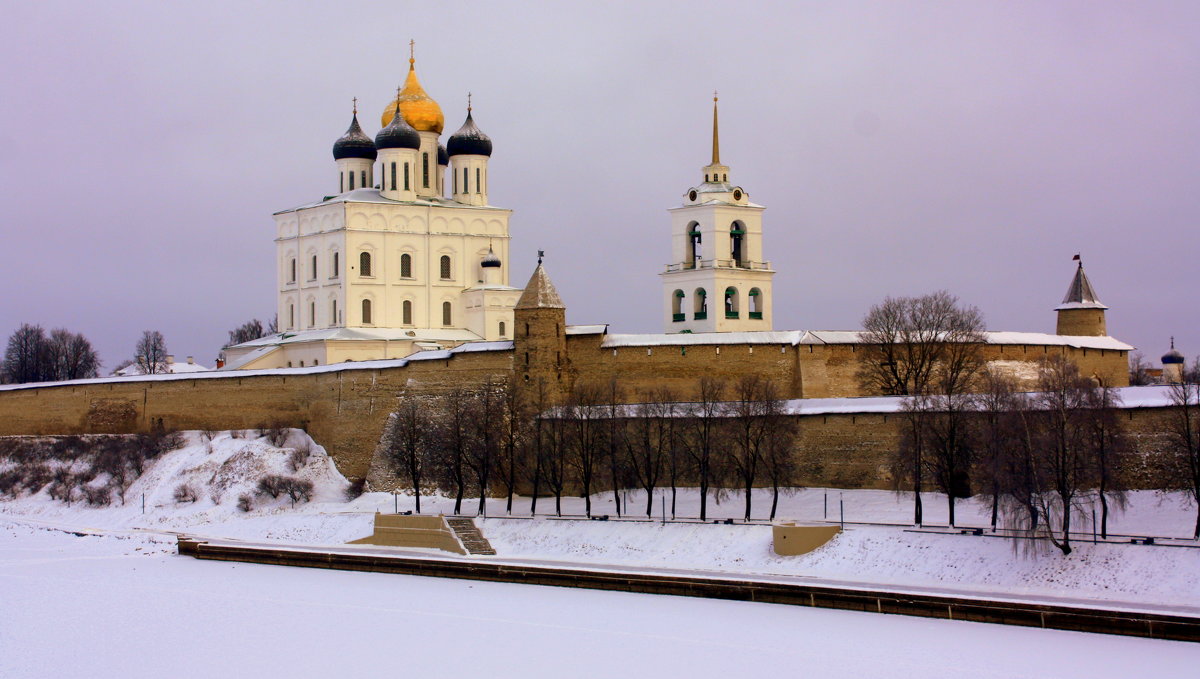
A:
[381,43,444,134]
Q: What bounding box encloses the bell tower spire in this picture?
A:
[701,93,731,186]
[711,92,720,165]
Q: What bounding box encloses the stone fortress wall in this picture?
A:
[0,325,1163,491]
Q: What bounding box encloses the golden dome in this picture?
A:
[381,59,444,134]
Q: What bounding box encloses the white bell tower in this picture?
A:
[660,95,774,333]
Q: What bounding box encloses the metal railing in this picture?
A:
[664,259,772,273]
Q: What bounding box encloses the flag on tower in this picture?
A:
[1072,253,1080,261]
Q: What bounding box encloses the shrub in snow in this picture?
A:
[257,475,285,499]
[230,430,244,439]
[83,485,111,507]
[256,474,313,504]
[344,478,366,501]
[236,493,253,513]
[21,464,52,494]
[0,469,21,498]
[257,423,290,447]
[200,429,218,442]
[288,442,312,472]
[173,483,198,504]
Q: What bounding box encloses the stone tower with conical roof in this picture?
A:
[1055,258,1108,336]
[514,257,569,395]
[660,96,774,333]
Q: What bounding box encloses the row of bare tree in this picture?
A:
[861,291,1200,553]
[382,375,799,522]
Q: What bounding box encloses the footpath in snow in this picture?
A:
[2,430,1199,611]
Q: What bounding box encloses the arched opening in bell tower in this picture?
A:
[686,222,701,268]
[730,221,745,267]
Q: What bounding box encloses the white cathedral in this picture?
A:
[222,56,774,370]
[223,54,523,370]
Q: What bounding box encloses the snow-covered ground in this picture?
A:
[2,431,1199,611]
[1,520,1196,679]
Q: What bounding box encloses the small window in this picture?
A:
[340,172,344,193]
[442,301,451,326]
[288,303,294,329]
[403,300,412,325]
[310,254,317,280]
[401,253,412,278]
[423,153,430,188]
[453,170,458,194]
[440,255,451,280]
[360,170,366,189]
[359,251,372,277]
[463,167,469,194]
[349,172,355,191]
[475,167,481,194]
[404,163,410,191]
[390,162,396,191]
[331,299,338,324]
[300,360,305,367]
[362,298,373,324]
[309,301,315,327]
[289,258,296,283]
[499,321,506,337]
[332,252,339,278]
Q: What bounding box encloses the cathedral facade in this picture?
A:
[223,54,520,370]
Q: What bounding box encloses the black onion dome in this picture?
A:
[437,143,449,166]
[481,246,501,268]
[447,110,492,157]
[375,102,421,150]
[332,114,377,161]
[1163,349,1185,364]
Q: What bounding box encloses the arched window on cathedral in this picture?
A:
[423,153,430,188]
[725,287,739,318]
[400,253,412,278]
[404,163,410,191]
[730,221,746,267]
[390,162,396,191]
[475,168,481,194]
[332,252,339,278]
[499,321,506,337]
[463,167,469,194]
[348,172,355,191]
[331,299,338,325]
[672,289,685,322]
[453,169,458,194]
[402,300,412,325]
[360,170,366,189]
[694,288,707,319]
[288,303,294,330]
[359,252,372,277]
[310,254,317,281]
[361,298,373,325]
[442,301,452,326]
[749,288,763,319]
[289,258,296,283]
[686,222,701,268]
[440,255,451,280]
[309,301,316,327]
[340,172,344,194]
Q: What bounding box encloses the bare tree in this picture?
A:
[1128,352,1154,386]
[47,329,100,380]
[972,368,1024,530]
[601,378,628,517]
[385,396,431,513]
[464,380,505,516]
[3,324,50,384]
[135,330,169,375]
[522,377,553,516]
[1029,356,1096,555]
[430,387,472,514]
[681,376,726,521]
[497,379,527,515]
[627,387,674,518]
[1085,385,1128,539]
[227,318,268,346]
[762,400,798,520]
[1164,380,1200,538]
[724,375,777,521]
[565,382,605,517]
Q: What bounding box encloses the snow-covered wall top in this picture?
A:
[600,330,1132,351]
[0,341,515,393]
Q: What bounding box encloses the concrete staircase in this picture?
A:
[446,518,496,555]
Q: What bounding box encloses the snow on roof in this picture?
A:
[274,188,507,215]
[567,324,608,336]
[227,326,485,349]
[114,360,213,377]
[221,345,279,371]
[0,340,511,393]
[801,330,1133,352]
[601,331,804,348]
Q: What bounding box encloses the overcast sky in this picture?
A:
[2,1,1197,371]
